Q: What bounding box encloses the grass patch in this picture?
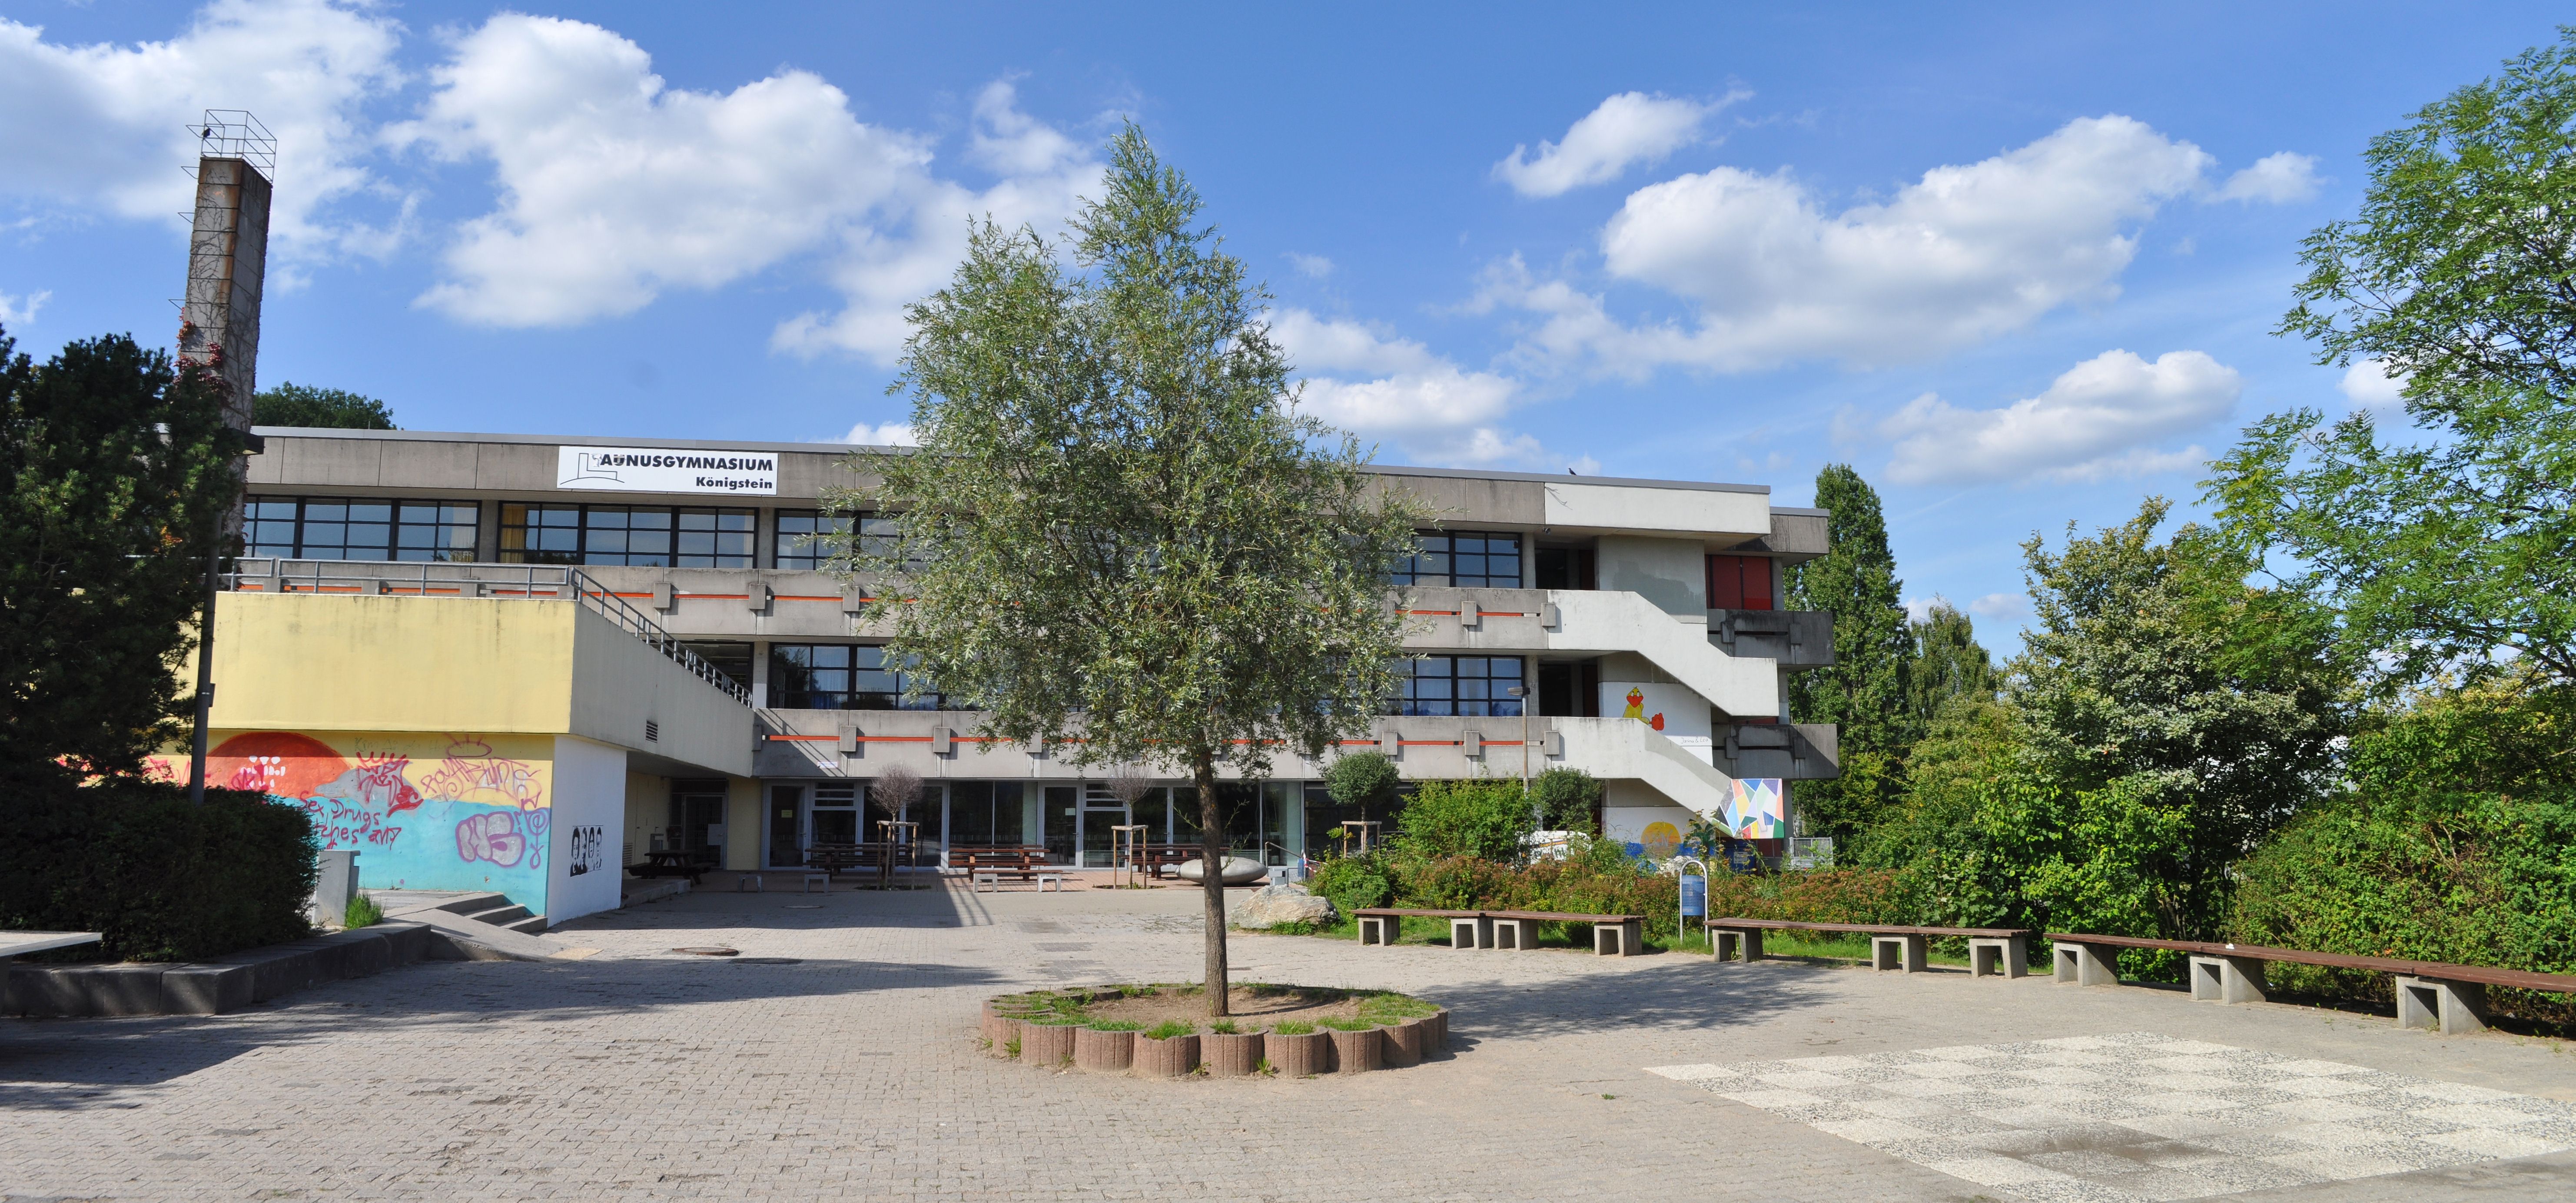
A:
[1271,1020,1316,1036]
[1144,1020,1195,1040]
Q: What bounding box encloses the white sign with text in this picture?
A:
[555,445,779,495]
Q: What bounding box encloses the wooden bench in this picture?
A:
[2047,931,2576,1035]
[1708,918,2034,977]
[1353,908,1648,955]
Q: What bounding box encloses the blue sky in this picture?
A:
[1,1,2562,653]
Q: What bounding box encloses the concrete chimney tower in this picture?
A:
[176,110,274,430]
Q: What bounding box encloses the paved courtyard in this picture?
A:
[6,882,2575,1201]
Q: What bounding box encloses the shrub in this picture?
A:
[0,775,318,961]
[1309,852,1392,915]
[1393,778,1534,861]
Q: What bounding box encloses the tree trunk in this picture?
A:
[1196,757,1229,1017]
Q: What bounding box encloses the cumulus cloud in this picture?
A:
[0,0,406,266]
[1272,309,1574,471]
[398,14,933,328]
[0,289,48,326]
[2339,357,2407,409]
[1493,90,1742,198]
[842,421,917,446]
[2214,151,2321,203]
[1879,348,2240,485]
[1489,115,2214,374]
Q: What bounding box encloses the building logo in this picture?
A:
[555,445,779,495]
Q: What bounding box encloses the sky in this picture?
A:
[0,1,2561,654]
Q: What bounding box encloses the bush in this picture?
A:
[1309,853,1392,915]
[0,775,318,961]
[1394,778,1533,861]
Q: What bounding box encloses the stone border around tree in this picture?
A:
[979,990,1451,1079]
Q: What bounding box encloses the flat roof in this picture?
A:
[252,425,1775,497]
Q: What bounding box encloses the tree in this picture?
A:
[1,327,236,784]
[2211,31,2576,690]
[1907,599,1996,724]
[1784,464,1914,840]
[2008,499,2347,939]
[834,128,1424,1016]
[252,382,394,429]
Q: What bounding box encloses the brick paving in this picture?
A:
[6,883,2574,1201]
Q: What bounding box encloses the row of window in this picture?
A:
[247,497,1537,587]
[755,645,1524,716]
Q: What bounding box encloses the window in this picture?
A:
[498,504,755,567]
[767,643,945,710]
[1393,531,1523,589]
[1391,655,1525,716]
[243,495,479,562]
[1706,554,1775,611]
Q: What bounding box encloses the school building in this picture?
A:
[156,428,1841,927]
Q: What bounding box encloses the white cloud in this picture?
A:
[0,289,48,326]
[2215,152,2321,204]
[842,421,917,446]
[1285,252,1334,279]
[1494,115,2214,374]
[1272,309,1577,471]
[399,14,934,328]
[1493,90,1742,198]
[0,0,406,267]
[1969,592,2026,620]
[2339,357,2407,409]
[770,81,1100,362]
[1879,348,2241,485]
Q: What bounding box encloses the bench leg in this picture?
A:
[2054,941,2120,987]
[2190,955,2268,1004]
[2396,977,2487,1035]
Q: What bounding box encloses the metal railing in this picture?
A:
[222,558,751,705]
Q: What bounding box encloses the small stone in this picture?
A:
[1231,883,1338,930]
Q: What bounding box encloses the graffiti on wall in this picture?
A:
[150,731,556,910]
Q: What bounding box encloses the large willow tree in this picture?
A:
[831,128,1423,1015]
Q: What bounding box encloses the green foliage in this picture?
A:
[1270,1020,1316,1036]
[250,382,394,430]
[0,777,317,960]
[2213,31,2576,690]
[1786,464,1916,841]
[1390,778,1533,862]
[1527,767,1602,833]
[343,892,383,929]
[1144,1020,1195,1040]
[832,127,1426,1016]
[1308,852,1392,914]
[1324,751,1401,810]
[2230,681,2576,1020]
[2,328,238,783]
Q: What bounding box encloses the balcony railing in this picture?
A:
[221,557,751,704]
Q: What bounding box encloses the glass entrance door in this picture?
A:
[1077,806,1128,868]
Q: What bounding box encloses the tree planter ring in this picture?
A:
[1133,1033,1200,1077]
[1204,1030,1265,1077]
[1265,1030,1331,1077]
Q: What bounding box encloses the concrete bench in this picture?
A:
[1708,918,2031,977]
[2045,931,2576,1035]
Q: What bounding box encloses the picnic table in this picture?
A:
[1706,917,2034,977]
[2046,931,2576,1035]
[1354,907,1648,956]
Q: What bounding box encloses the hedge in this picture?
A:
[0,774,319,961]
